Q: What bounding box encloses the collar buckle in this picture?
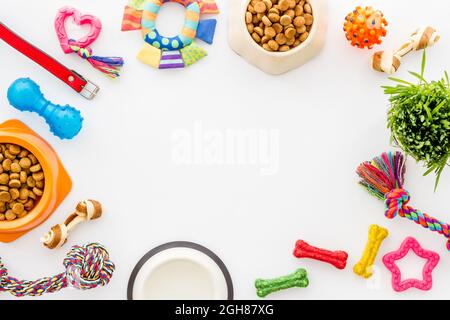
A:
[79,79,100,100]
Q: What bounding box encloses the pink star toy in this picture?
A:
[383,237,440,292]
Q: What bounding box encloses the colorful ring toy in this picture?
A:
[121,0,219,69]
[142,0,200,51]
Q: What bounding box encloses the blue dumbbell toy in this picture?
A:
[7,78,83,139]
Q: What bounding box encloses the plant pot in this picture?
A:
[228,0,327,75]
[0,119,72,242]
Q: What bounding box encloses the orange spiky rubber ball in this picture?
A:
[343,6,388,49]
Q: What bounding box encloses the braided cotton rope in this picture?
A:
[68,40,124,79]
[70,45,93,59]
[357,151,450,251]
[0,243,114,297]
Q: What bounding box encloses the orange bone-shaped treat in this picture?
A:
[293,240,348,269]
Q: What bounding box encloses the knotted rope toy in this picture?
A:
[255,268,309,298]
[357,151,450,251]
[41,200,102,250]
[353,225,388,279]
[0,243,114,297]
[293,240,348,269]
[55,7,124,79]
[121,0,219,69]
[372,26,440,74]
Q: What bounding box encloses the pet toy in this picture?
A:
[353,225,388,279]
[121,0,219,69]
[41,200,102,250]
[55,7,124,79]
[343,6,387,49]
[0,243,114,297]
[373,26,440,74]
[357,151,450,251]
[0,22,99,99]
[255,268,309,298]
[383,237,439,292]
[7,78,83,140]
[293,240,348,269]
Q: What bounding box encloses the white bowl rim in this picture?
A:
[127,241,234,300]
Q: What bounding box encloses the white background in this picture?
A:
[0,0,449,300]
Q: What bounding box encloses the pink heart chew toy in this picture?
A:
[54,6,124,78]
[55,6,102,54]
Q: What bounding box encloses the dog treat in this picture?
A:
[293,240,348,269]
[343,6,387,49]
[357,151,450,251]
[0,243,114,297]
[353,225,388,279]
[373,26,440,74]
[383,237,440,292]
[255,268,309,298]
[41,200,102,249]
[0,144,44,221]
[246,0,313,52]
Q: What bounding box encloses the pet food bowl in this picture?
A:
[128,241,234,300]
[0,119,72,242]
[228,0,327,75]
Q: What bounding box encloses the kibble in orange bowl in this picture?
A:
[0,120,72,242]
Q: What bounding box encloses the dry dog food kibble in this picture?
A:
[0,144,44,221]
[246,0,313,52]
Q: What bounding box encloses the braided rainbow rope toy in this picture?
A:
[357,151,450,251]
[0,243,114,297]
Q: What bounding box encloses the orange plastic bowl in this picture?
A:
[0,119,72,242]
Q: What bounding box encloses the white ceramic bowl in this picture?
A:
[228,0,327,75]
[127,242,233,300]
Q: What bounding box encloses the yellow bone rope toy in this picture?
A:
[41,200,102,249]
[353,225,389,279]
[372,26,440,74]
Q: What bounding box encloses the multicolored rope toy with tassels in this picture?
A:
[55,7,124,79]
[0,243,114,297]
[357,151,450,251]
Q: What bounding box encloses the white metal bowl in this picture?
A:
[228,0,327,75]
[127,242,233,300]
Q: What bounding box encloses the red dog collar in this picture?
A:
[0,22,99,100]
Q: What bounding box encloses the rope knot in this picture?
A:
[63,243,114,290]
[385,189,410,219]
[69,41,92,59]
[0,262,7,290]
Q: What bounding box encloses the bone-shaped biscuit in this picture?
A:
[40,200,102,249]
[293,240,348,269]
[353,225,389,279]
[372,26,440,74]
[255,268,309,298]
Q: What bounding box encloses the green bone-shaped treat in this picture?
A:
[255,268,309,298]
